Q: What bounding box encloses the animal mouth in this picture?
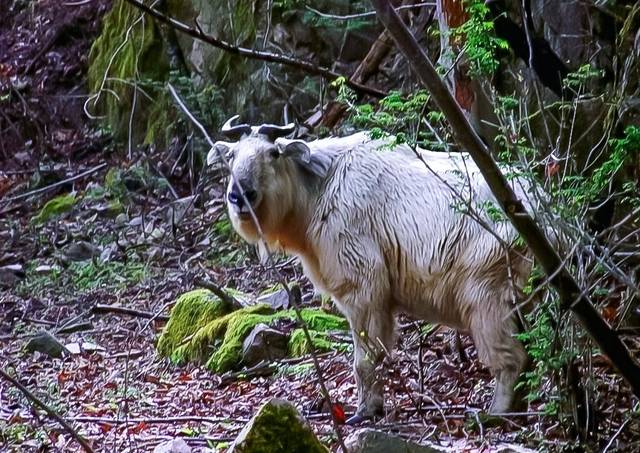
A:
[231,202,260,222]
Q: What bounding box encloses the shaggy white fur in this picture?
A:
[211,130,534,418]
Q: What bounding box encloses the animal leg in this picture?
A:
[470,301,529,414]
[346,298,395,419]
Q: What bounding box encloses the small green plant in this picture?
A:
[17,259,149,298]
[563,64,604,90]
[516,268,574,412]
[453,0,509,77]
[552,126,639,213]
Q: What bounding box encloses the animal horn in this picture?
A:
[220,115,251,140]
[258,122,296,142]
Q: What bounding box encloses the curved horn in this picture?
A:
[258,122,296,142]
[220,115,251,140]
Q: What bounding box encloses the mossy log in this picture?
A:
[157,289,349,373]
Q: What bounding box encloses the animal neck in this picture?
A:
[263,167,319,257]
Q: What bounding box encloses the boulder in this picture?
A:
[241,323,288,366]
[229,398,327,453]
[345,429,441,453]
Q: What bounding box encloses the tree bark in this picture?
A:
[370,0,640,397]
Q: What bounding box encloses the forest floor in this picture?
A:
[1,2,638,452]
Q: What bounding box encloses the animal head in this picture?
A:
[208,116,323,245]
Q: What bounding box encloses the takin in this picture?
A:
[209,116,536,422]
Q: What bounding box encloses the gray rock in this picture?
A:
[60,241,101,262]
[164,196,195,225]
[0,264,25,288]
[345,429,441,453]
[241,323,288,366]
[115,213,128,225]
[256,288,289,310]
[229,398,327,453]
[24,331,69,359]
[152,438,191,453]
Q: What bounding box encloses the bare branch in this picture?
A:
[0,367,95,453]
[122,0,387,99]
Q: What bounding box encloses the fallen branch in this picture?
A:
[0,367,95,453]
[218,361,278,386]
[92,304,169,322]
[194,277,244,310]
[370,0,640,395]
[3,163,108,203]
[70,415,247,425]
[123,0,386,99]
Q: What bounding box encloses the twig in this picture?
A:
[194,277,244,310]
[92,304,169,321]
[0,367,95,453]
[305,2,435,21]
[70,415,247,425]
[219,361,278,385]
[2,163,108,203]
[122,0,386,99]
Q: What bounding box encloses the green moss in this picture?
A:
[232,399,328,453]
[204,307,277,372]
[87,0,172,145]
[298,309,348,331]
[156,289,231,360]
[288,329,338,357]
[157,290,349,373]
[31,194,76,225]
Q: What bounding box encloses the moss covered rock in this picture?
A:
[288,329,348,357]
[31,193,76,225]
[157,289,349,373]
[229,398,328,453]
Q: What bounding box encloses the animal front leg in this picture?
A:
[346,303,395,421]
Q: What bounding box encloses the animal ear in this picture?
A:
[276,139,331,178]
[208,141,234,165]
[277,140,311,163]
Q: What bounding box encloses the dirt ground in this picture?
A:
[1,2,639,452]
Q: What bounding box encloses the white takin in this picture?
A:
[209,116,534,422]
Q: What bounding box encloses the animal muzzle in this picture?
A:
[227,183,258,217]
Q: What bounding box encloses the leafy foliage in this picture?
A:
[453,0,509,77]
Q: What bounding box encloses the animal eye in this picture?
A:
[269,149,280,159]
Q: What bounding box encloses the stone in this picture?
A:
[24,331,69,359]
[345,429,441,453]
[229,398,327,453]
[60,241,101,262]
[256,289,289,310]
[152,438,191,453]
[241,323,288,367]
[0,264,25,288]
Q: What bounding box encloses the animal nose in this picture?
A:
[228,190,243,208]
[227,188,257,208]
